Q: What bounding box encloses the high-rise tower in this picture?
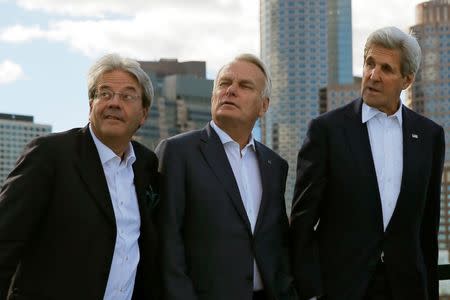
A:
[408,0,450,253]
[260,0,353,209]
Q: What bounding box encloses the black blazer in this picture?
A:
[0,126,159,300]
[156,123,295,300]
[290,98,445,300]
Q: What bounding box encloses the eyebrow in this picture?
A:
[365,57,395,69]
[218,76,256,86]
[98,84,138,92]
[239,79,256,86]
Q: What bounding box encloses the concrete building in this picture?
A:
[320,77,361,114]
[136,59,213,149]
[0,113,51,187]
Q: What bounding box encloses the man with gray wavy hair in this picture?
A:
[290,27,445,300]
[0,53,160,300]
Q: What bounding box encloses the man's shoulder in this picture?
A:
[319,98,358,120]
[131,139,157,161]
[160,127,205,147]
[403,105,443,131]
[154,127,206,161]
[307,99,359,131]
[28,127,85,149]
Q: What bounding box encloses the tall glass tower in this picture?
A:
[328,0,353,85]
[260,0,353,210]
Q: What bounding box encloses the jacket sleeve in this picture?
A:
[155,139,198,300]
[0,137,54,298]
[421,125,445,300]
[290,118,327,300]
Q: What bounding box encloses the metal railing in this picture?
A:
[440,264,450,280]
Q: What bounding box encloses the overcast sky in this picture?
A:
[0,0,425,132]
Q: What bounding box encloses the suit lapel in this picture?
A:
[132,154,148,218]
[75,126,116,226]
[254,142,270,234]
[398,105,418,193]
[385,106,420,232]
[343,99,380,190]
[132,149,158,259]
[343,99,384,229]
[199,124,252,232]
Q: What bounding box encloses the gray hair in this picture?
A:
[214,53,272,100]
[364,26,422,76]
[88,53,154,109]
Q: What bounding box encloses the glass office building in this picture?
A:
[260,0,353,210]
[0,113,51,188]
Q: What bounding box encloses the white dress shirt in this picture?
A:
[210,121,264,291]
[90,125,141,300]
[362,102,403,230]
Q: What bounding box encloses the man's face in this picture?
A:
[89,70,148,148]
[361,44,414,115]
[211,60,268,129]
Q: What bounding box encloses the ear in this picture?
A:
[402,73,414,90]
[140,107,149,126]
[258,97,269,117]
[88,100,94,121]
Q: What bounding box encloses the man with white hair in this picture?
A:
[290,27,445,300]
[157,53,296,300]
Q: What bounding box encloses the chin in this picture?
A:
[101,126,126,136]
[363,96,381,106]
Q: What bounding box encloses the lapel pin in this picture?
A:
[412,134,419,139]
[267,160,272,164]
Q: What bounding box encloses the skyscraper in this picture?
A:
[0,113,51,187]
[327,0,353,85]
[260,0,353,209]
[409,0,450,165]
[408,0,450,252]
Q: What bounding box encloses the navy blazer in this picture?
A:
[290,98,445,300]
[156,123,296,300]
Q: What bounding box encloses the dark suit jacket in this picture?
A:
[0,126,160,300]
[155,123,295,300]
[290,98,445,300]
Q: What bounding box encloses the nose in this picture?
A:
[107,93,122,107]
[225,82,237,96]
[369,67,381,81]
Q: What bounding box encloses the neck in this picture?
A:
[215,121,253,150]
[89,125,129,160]
[98,137,128,160]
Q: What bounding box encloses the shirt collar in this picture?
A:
[89,124,136,167]
[210,120,256,151]
[362,101,403,126]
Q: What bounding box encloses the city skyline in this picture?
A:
[0,0,425,133]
